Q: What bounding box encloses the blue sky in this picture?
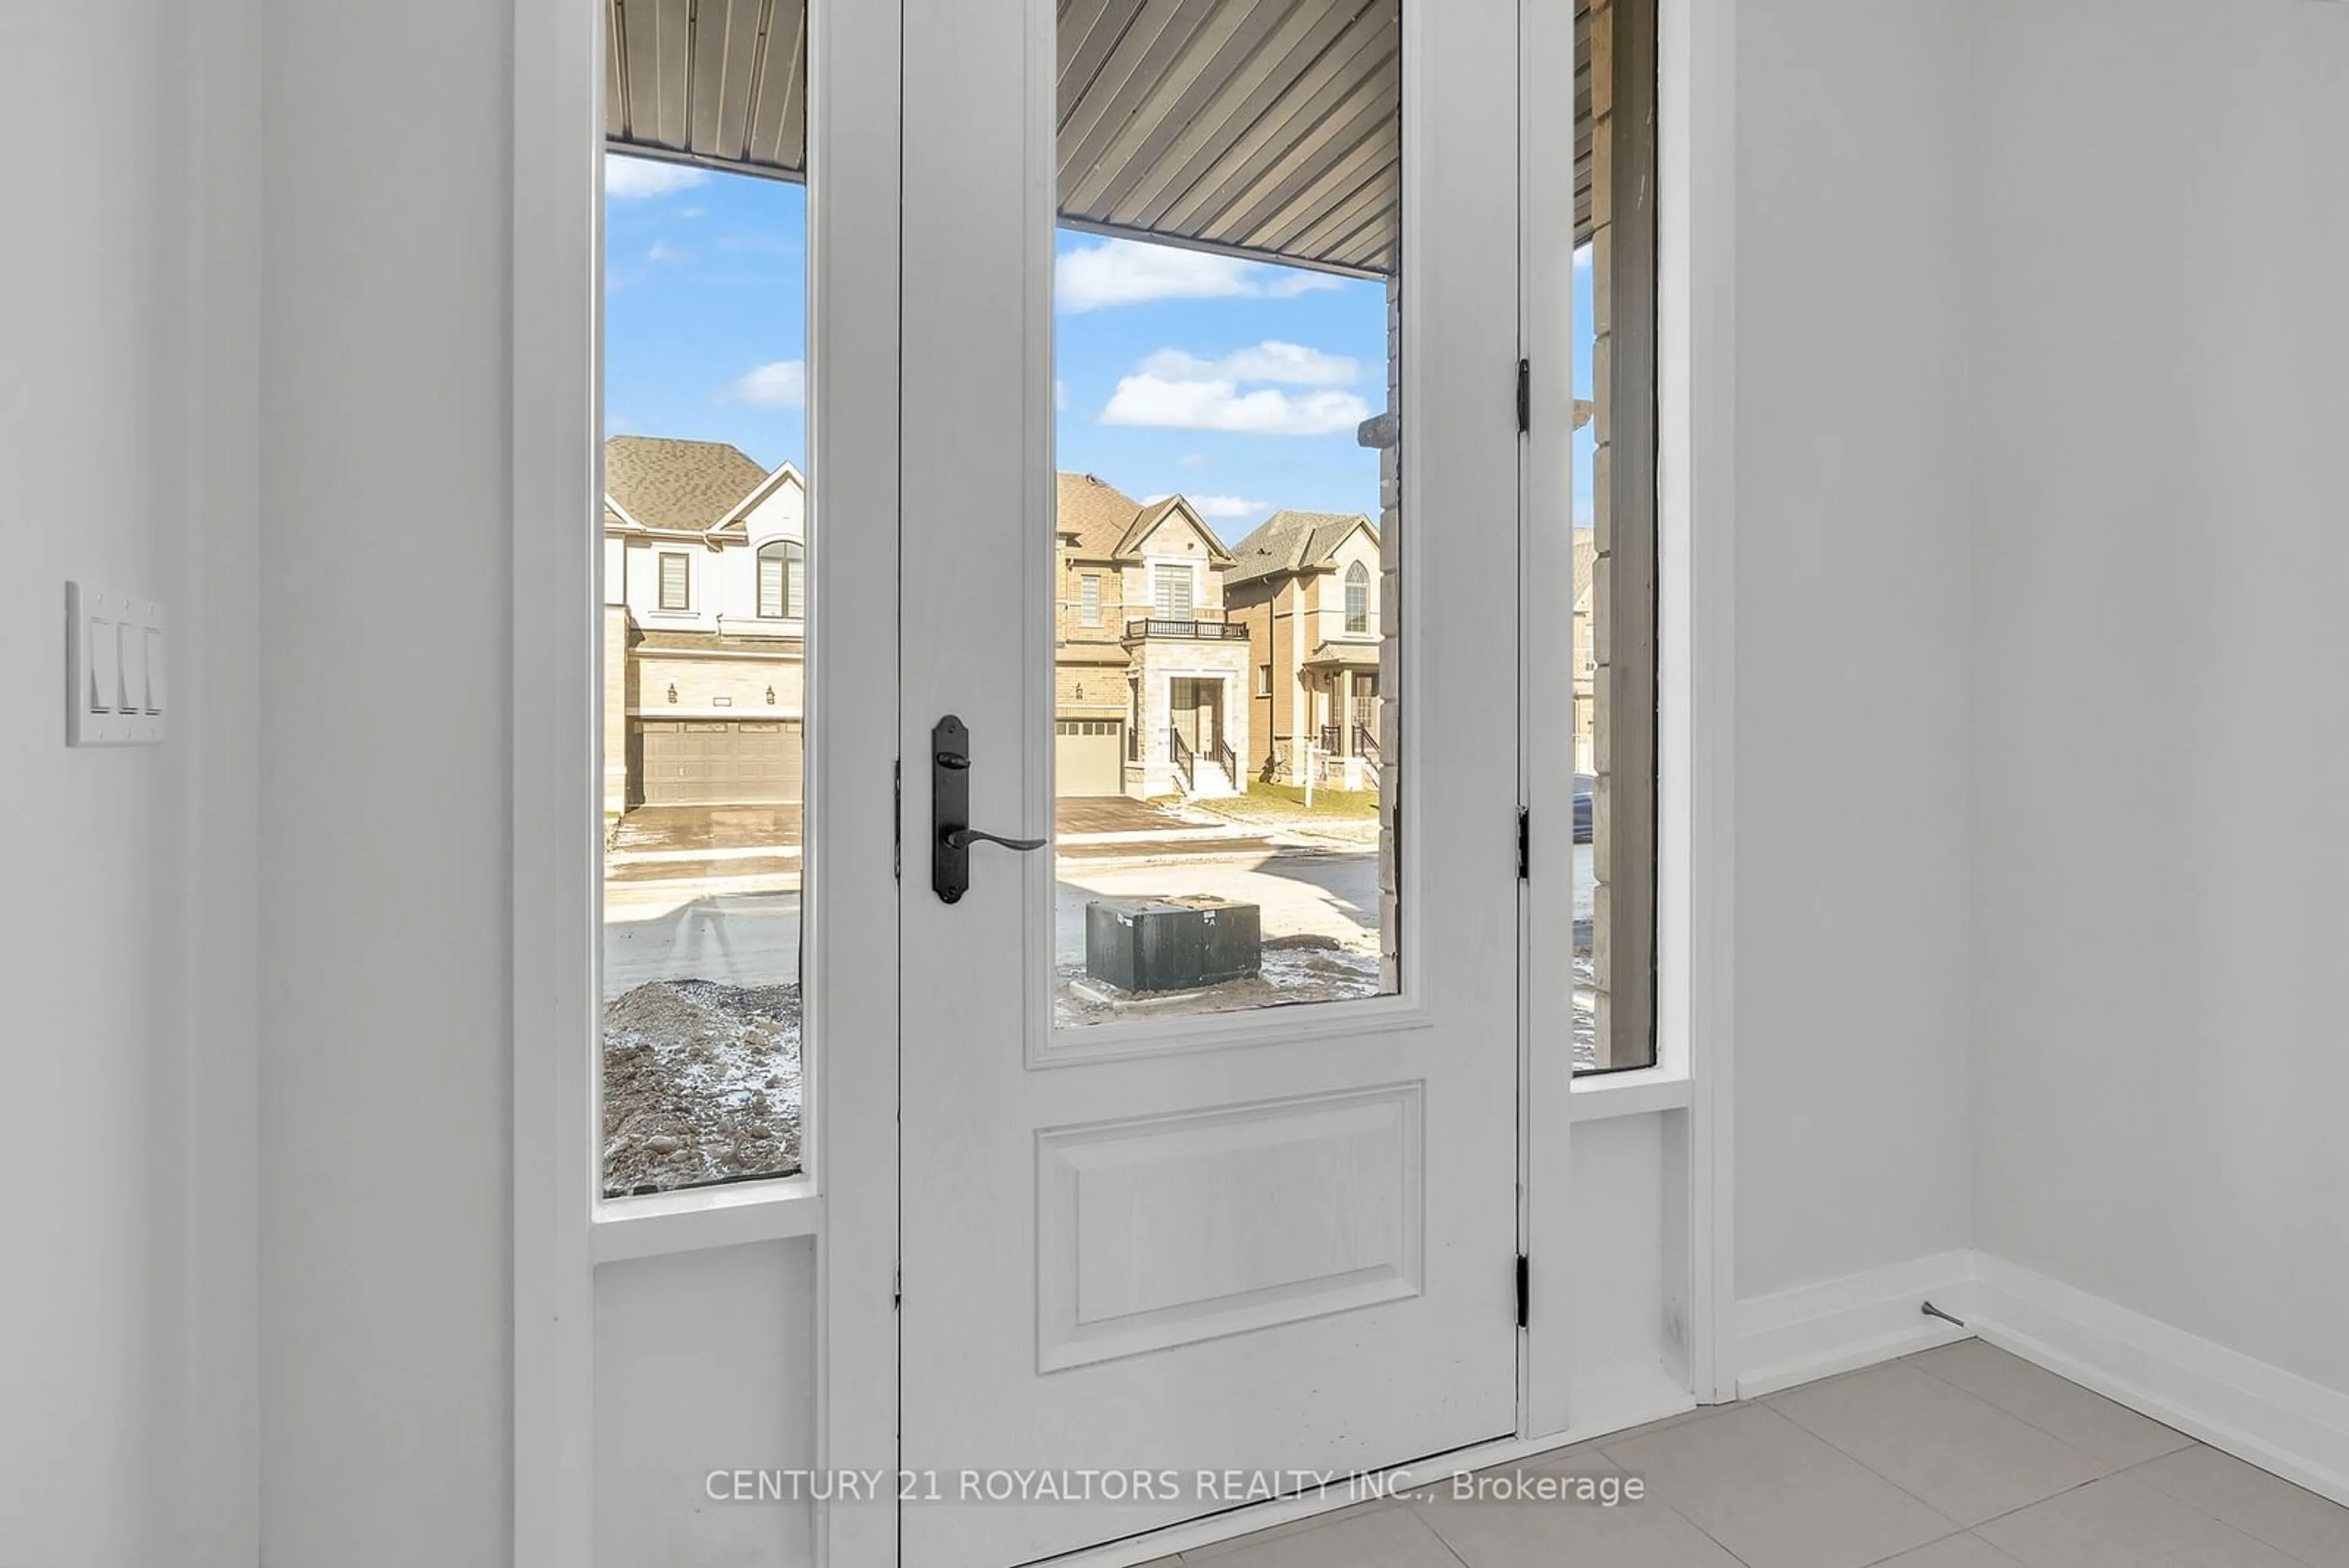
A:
[604,154,1594,545]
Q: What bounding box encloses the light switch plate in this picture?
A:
[66,582,168,746]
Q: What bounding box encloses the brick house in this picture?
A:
[601,436,807,814]
[1053,472,1250,800]
[1223,509,1384,790]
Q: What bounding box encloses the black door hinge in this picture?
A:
[1516,358,1531,434]
[1517,807,1530,880]
[1516,1254,1530,1328]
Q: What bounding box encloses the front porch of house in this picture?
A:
[1269,650,1382,791]
[1121,623,1253,801]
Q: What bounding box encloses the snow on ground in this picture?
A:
[602,979,803,1196]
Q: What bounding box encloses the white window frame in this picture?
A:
[759,537,806,619]
[1078,571,1100,626]
[510,2,902,1565]
[655,549,691,611]
[1151,559,1194,620]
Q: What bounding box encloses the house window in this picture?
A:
[1256,664,1272,697]
[658,551,690,611]
[1344,560,1369,633]
[1573,0,1661,1075]
[758,540,805,619]
[1152,563,1193,620]
[1079,573,1100,626]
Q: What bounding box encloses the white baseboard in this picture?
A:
[1734,1250,1976,1399]
[1973,1254,2349,1512]
[1729,1248,2349,1514]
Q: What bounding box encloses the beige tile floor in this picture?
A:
[1137,1342,2349,1568]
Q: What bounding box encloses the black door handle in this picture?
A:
[933,714,1045,903]
[943,827,1047,853]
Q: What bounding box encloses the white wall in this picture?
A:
[1970,0,2349,1394]
[1731,0,1977,1301]
[0,2,262,1564]
[256,0,516,1561]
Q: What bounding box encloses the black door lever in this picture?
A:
[943,826,1047,853]
[932,715,1046,903]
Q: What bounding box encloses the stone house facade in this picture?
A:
[1053,472,1250,800]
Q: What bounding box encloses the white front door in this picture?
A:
[898,2,1524,1563]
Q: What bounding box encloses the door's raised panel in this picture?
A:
[1036,1083,1424,1372]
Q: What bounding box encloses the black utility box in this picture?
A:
[1084,897,1262,992]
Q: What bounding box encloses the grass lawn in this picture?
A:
[1203,781,1381,824]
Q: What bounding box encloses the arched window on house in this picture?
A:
[1344,560,1370,634]
[759,540,806,619]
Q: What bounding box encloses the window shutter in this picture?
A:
[660,552,689,610]
[1155,566,1192,620]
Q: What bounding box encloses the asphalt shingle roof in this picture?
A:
[604,436,768,532]
[1056,472,1147,559]
[1224,509,1376,589]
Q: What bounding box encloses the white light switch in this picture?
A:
[117,622,146,715]
[65,583,167,746]
[145,627,166,714]
[90,617,119,713]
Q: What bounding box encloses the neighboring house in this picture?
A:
[600,450,1256,812]
[602,436,806,814]
[1223,509,1383,790]
[1055,472,1250,800]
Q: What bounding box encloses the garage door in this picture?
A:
[1054,719,1124,797]
[634,720,803,806]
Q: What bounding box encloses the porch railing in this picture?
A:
[1216,737,1241,786]
[1126,618,1250,642]
[1169,725,1195,795]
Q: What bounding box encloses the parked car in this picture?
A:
[1575,774,1594,844]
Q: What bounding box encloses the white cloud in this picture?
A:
[1181,453,1207,469]
[605,156,709,200]
[722,360,807,409]
[1574,245,1593,270]
[1140,341,1359,387]
[1056,238,1344,313]
[1102,374,1370,436]
[1186,494,1271,519]
[647,240,686,264]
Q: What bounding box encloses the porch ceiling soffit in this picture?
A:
[605,0,1601,273]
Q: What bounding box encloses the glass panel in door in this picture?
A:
[1050,0,1403,1027]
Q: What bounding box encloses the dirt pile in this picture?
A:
[602,979,802,1197]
